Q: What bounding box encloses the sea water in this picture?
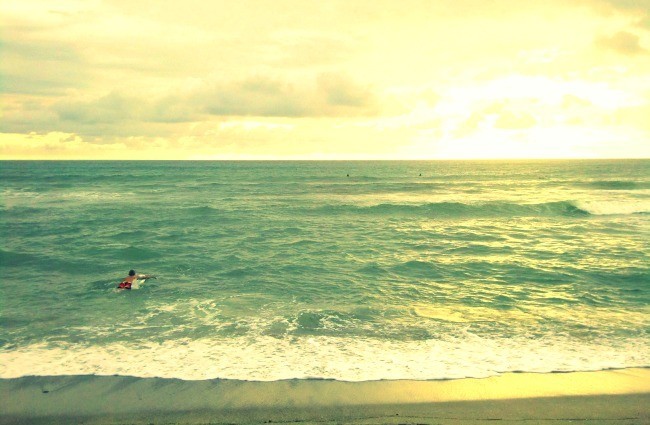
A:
[1,160,649,381]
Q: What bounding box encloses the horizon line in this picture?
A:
[1,157,649,162]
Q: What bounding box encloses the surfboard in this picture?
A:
[117,278,148,290]
[130,278,146,290]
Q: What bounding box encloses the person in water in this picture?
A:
[118,269,156,289]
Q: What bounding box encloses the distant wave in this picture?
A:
[1,189,132,205]
[0,249,42,267]
[312,199,650,218]
[313,200,596,218]
[0,249,78,271]
[184,205,221,214]
[114,245,160,261]
[583,180,650,190]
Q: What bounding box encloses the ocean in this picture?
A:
[1,160,649,382]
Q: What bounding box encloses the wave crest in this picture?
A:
[316,201,594,218]
[574,200,650,216]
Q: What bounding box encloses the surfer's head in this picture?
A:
[129,269,136,276]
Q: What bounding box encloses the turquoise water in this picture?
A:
[1,160,649,381]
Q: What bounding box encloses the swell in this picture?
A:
[311,199,650,217]
[311,200,592,218]
[582,180,650,190]
[0,249,81,271]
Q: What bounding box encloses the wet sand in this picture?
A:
[1,368,648,424]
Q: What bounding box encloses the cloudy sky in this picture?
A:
[2,0,649,159]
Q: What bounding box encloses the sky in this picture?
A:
[1,0,649,159]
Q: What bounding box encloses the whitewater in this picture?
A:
[1,160,648,381]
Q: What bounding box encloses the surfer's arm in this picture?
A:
[137,274,156,280]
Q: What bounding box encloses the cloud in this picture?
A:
[268,31,361,68]
[0,38,90,95]
[317,73,375,108]
[562,94,593,109]
[597,0,650,11]
[494,111,538,130]
[198,77,306,117]
[587,0,650,30]
[586,0,650,19]
[597,31,648,55]
[453,99,539,138]
[55,92,135,124]
[197,74,377,118]
[612,103,650,127]
[20,73,378,138]
[0,3,97,96]
[0,96,59,134]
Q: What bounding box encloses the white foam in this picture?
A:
[575,199,650,215]
[1,334,647,381]
[1,189,134,207]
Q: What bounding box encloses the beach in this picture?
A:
[1,368,649,424]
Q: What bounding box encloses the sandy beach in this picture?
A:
[1,368,648,424]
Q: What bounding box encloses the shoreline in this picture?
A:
[1,368,648,424]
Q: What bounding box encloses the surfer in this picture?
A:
[118,269,156,290]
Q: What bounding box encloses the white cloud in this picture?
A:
[597,31,648,55]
